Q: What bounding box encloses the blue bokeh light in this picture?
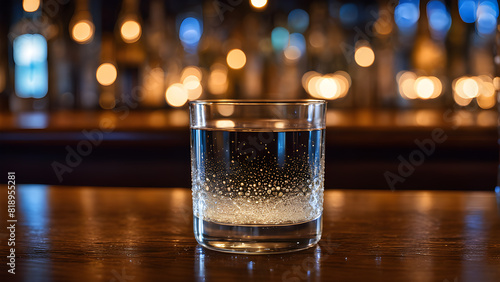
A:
[476,0,499,36]
[289,33,306,55]
[179,17,202,49]
[477,13,497,35]
[13,34,48,99]
[271,27,289,51]
[478,0,499,17]
[339,3,358,27]
[427,1,451,38]
[458,0,477,23]
[288,9,309,33]
[394,1,420,31]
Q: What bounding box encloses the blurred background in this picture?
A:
[0,0,498,190]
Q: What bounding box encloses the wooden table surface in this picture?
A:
[1,185,499,282]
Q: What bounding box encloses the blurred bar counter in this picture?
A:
[0,108,497,190]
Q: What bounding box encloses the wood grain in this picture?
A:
[0,185,499,281]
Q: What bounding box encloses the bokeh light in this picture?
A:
[284,33,306,61]
[339,3,358,27]
[72,20,95,44]
[318,77,339,99]
[415,77,434,99]
[120,20,142,43]
[13,34,48,98]
[458,0,477,23]
[477,93,496,109]
[374,18,393,36]
[217,104,235,117]
[250,0,267,9]
[452,75,497,108]
[165,83,188,107]
[397,71,418,99]
[183,75,203,100]
[96,63,117,86]
[462,78,479,98]
[398,72,442,100]
[288,9,309,33]
[354,46,375,67]
[303,71,351,100]
[309,30,326,48]
[208,63,228,95]
[476,1,498,36]
[23,0,40,12]
[215,120,236,128]
[271,27,289,51]
[427,1,451,39]
[226,49,246,69]
[179,17,202,49]
[453,91,473,106]
[284,46,301,61]
[395,1,420,31]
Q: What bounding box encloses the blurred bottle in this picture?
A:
[141,0,168,108]
[96,34,118,110]
[70,0,100,110]
[372,4,396,107]
[115,0,145,109]
[410,1,447,108]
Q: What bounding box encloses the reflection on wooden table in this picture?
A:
[0,185,499,281]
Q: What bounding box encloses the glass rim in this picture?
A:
[189,99,327,106]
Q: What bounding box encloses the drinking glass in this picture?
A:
[190,100,326,253]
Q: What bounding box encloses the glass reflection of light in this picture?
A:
[19,185,49,228]
[426,1,451,40]
[14,34,48,99]
[179,17,202,52]
[463,212,487,257]
[496,188,500,216]
[394,1,420,32]
[195,245,205,281]
[217,104,234,117]
[277,132,285,167]
[288,9,309,33]
[215,120,235,128]
[459,0,477,23]
[324,190,345,209]
[416,191,433,212]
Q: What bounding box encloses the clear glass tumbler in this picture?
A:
[190,100,326,254]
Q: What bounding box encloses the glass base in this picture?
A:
[194,215,322,254]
